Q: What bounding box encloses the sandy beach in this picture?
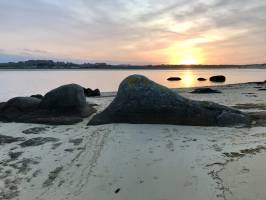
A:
[0,82,265,200]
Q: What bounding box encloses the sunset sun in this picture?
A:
[167,44,203,65]
[180,58,198,65]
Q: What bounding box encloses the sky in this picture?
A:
[0,0,266,65]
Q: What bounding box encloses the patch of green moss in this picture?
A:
[200,101,210,107]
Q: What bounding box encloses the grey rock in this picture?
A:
[0,84,96,125]
[197,78,207,81]
[217,111,249,126]
[40,84,87,114]
[191,88,221,94]
[167,77,181,81]
[210,75,226,82]
[0,97,41,120]
[88,75,249,127]
[83,88,101,97]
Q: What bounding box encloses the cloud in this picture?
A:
[0,0,266,64]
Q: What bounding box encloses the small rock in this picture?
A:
[114,188,121,194]
[197,78,206,81]
[167,77,181,81]
[83,88,101,97]
[209,75,226,82]
[191,88,221,94]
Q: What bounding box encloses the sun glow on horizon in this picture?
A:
[166,43,204,65]
[179,58,198,65]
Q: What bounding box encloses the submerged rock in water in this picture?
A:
[197,78,207,81]
[88,74,249,126]
[83,88,101,97]
[210,75,226,82]
[0,84,96,125]
[167,77,181,81]
[191,88,221,94]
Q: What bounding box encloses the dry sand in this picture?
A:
[0,82,265,200]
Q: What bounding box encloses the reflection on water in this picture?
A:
[0,68,265,101]
[182,70,196,88]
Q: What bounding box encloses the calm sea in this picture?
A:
[0,68,265,101]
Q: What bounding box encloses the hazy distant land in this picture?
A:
[0,60,265,70]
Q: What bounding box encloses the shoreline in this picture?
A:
[0,66,265,71]
[100,80,266,97]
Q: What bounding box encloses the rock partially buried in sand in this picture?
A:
[210,75,226,82]
[88,75,249,126]
[0,84,96,125]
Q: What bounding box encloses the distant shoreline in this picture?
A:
[0,65,265,71]
[0,60,265,70]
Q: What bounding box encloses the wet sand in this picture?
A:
[0,82,265,200]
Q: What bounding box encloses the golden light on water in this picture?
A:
[182,70,197,87]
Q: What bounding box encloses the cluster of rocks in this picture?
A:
[0,75,251,127]
[167,75,226,82]
[88,75,249,127]
[0,84,96,125]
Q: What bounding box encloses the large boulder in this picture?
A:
[210,75,226,82]
[40,84,87,114]
[88,75,249,126]
[0,84,96,125]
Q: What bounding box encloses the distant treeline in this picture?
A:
[0,60,265,70]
